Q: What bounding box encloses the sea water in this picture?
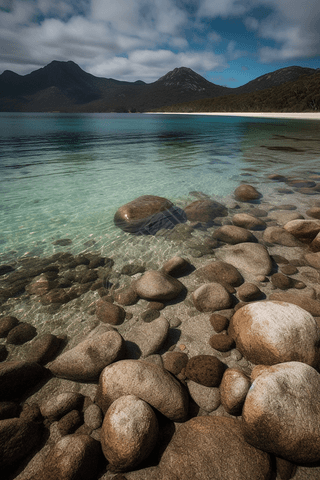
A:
[1,112,320,264]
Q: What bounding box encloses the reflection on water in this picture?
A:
[0,113,320,260]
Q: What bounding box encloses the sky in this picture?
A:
[0,0,319,87]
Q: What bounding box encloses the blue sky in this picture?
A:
[0,0,319,87]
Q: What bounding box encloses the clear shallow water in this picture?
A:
[1,112,320,262]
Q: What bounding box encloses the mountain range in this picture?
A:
[0,60,318,112]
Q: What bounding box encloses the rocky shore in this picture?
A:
[1,176,320,480]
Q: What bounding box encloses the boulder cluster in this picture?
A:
[1,183,320,480]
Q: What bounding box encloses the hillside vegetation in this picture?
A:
[153,71,320,113]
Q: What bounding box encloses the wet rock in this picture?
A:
[209,333,235,352]
[57,409,82,436]
[161,256,191,276]
[6,322,37,345]
[159,416,272,480]
[232,213,266,230]
[270,273,294,290]
[113,286,139,306]
[124,316,169,358]
[269,292,320,316]
[192,283,233,312]
[40,392,84,422]
[0,361,46,401]
[25,333,63,364]
[0,345,8,361]
[306,206,320,219]
[284,219,320,242]
[209,313,230,332]
[268,174,287,182]
[305,252,320,269]
[184,199,228,222]
[280,264,298,275]
[121,263,145,276]
[162,351,188,375]
[0,416,43,468]
[84,404,103,430]
[215,243,273,277]
[234,184,262,202]
[187,380,220,412]
[0,315,19,337]
[49,330,124,382]
[212,225,256,244]
[134,270,184,301]
[237,283,262,301]
[141,309,160,322]
[96,298,126,325]
[185,354,225,387]
[310,232,320,252]
[263,226,302,247]
[0,401,19,420]
[148,301,165,310]
[25,274,57,296]
[0,264,14,276]
[230,301,320,367]
[97,359,189,422]
[196,260,243,287]
[268,210,304,224]
[114,195,185,234]
[220,368,251,415]
[242,362,320,463]
[40,288,71,305]
[101,395,158,471]
[32,434,101,480]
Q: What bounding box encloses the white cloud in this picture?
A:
[197,0,250,18]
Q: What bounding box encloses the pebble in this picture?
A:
[185,355,225,387]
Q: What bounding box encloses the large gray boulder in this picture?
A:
[242,362,320,463]
[230,301,320,367]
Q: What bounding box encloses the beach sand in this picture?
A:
[147,112,320,120]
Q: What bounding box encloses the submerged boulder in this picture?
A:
[184,199,228,223]
[114,195,186,234]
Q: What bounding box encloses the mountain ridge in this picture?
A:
[0,61,318,112]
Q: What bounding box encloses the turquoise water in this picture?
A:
[1,112,320,261]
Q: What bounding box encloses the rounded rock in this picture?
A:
[96,299,126,325]
[230,301,320,367]
[215,243,272,277]
[192,283,233,312]
[237,283,262,302]
[184,199,228,222]
[212,225,256,244]
[185,355,225,387]
[6,322,37,345]
[40,392,84,421]
[209,333,235,352]
[0,316,19,338]
[263,226,302,247]
[209,313,230,332]
[187,381,220,412]
[101,395,158,471]
[234,184,262,202]
[220,368,251,415]
[196,260,243,287]
[134,270,184,301]
[232,213,266,230]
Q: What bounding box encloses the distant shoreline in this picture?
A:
[145,112,320,120]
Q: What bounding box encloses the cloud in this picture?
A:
[197,0,250,18]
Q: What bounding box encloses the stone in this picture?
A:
[242,362,320,463]
[58,409,82,436]
[161,256,191,276]
[159,416,272,480]
[209,313,230,332]
[263,226,302,247]
[234,184,262,202]
[284,219,320,242]
[230,301,320,367]
[269,291,320,316]
[6,322,37,345]
[209,333,235,352]
[220,368,251,415]
[114,195,185,234]
[0,316,19,337]
[162,351,188,375]
[306,207,320,219]
[187,380,220,412]
[270,273,294,290]
[97,359,189,422]
[0,345,8,361]
[134,270,184,301]
[0,417,42,468]
[0,361,46,401]
[148,301,165,310]
[192,282,233,312]
[32,434,101,480]
[0,264,14,276]
[185,355,225,387]
[196,260,243,287]
[124,316,169,358]
[280,264,298,275]
[84,404,103,430]
[49,330,124,382]
[25,333,63,364]
[268,210,304,224]
[40,392,84,421]
[121,263,145,275]
[184,199,228,222]
[232,213,266,230]
[215,243,273,277]
[0,401,19,420]
[305,252,320,269]
[25,274,57,296]
[96,299,126,325]
[310,232,320,252]
[212,225,256,244]
[101,395,159,471]
[113,286,139,306]
[237,283,262,301]
[40,288,71,305]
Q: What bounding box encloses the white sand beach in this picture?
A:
[147,112,320,120]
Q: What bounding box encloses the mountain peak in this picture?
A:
[155,66,215,91]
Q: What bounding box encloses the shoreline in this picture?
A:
[146,112,320,120]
